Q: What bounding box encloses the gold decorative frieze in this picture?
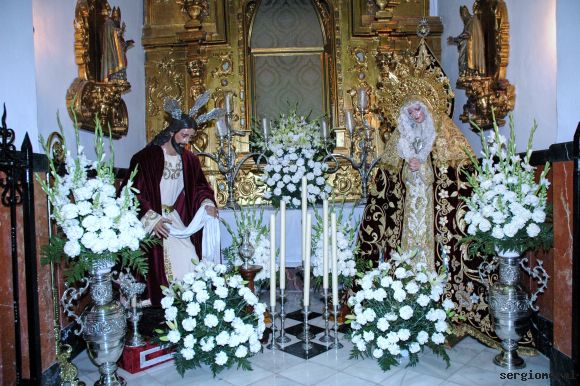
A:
[66,0,133,138]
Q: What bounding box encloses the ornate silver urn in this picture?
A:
[238,229,255,269]
[479,249,548,369]
[62,259,127,386]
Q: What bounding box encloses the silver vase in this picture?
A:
[82,263,127,386]
[480,249,549,370]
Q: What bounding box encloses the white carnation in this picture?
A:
[160,296,174,309]
[431,332,446,345]
[373,348,384,359]
[63,240,81,258]
[235,345,248,358]
[417,331,429,345]
[186,302,201,317]
[417,294,430,307]
[526,223,541,237]
[204,314,219,328]
[167,330,181,343]
[181,348,195,360]
[399,305,413,320]
[182,318,196,332]
[215,351,228,366]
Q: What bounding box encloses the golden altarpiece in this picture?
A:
[142,0,443,207]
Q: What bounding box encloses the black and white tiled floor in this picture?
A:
[74,291,550,385]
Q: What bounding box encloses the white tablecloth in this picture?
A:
[218,203,365,267]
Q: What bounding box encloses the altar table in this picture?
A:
[218,203,365,267]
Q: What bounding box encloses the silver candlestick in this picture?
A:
[302,306,313,351]
[275,289,291,344]
[322,90,382,203]
[119,275,146,348]
[266,307,280,350]
[296,300,315,340]
[319,289,332,343]
[329,304,343,349]
[196,93,268,209]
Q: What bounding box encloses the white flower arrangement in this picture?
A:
[221,205,278,284]
[255,111,331,208]
[157,261,266,377]
[311,203,359,289]
[463,115,552,255]
[39,116,152,282]
[347,249,453,371]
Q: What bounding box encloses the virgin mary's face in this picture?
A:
[407,104,425,124]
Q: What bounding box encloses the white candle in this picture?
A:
[270,213,276,310]
[357,87,368,111]
[320,118,328,140]
[301,177,307,263]
[345,110,355,136]
[304,214,312,307]
[322,200,329,289]
[280,201,286,290]
[331,213,338,306]
[225,92,233,114]
[216,116,228,138]
[262,117,270,141]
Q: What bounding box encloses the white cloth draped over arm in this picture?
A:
[167,200,220,264]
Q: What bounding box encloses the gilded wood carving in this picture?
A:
[66,0,133,138]
[448,0,515,128]
[143,0,443,206]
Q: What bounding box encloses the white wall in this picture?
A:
[556,0,580,143]
[439,0,558,154]
[32,0,146,167]
[0,1,39,148]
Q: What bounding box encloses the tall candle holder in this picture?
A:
[119,272,147,348]
[275,289,291,344]
[329,304,343,349]
[319,289,332,343]
[321,88,382,203]
[196,93,268,209]
[296,302,315,341]
[266,307,280,350]
[302,305,313,351]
